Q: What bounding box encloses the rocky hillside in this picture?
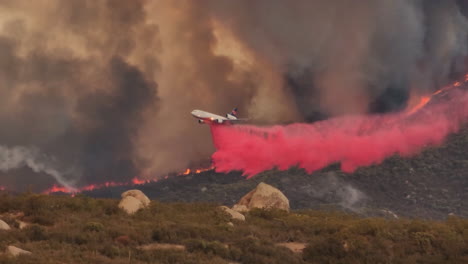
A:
[83,126,468,220]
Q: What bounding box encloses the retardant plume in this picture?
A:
[211,83,468,176]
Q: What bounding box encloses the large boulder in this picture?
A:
[219,206,245,221]
[6,246,31,257]
[233,182,290,212]
[0,220,10,230]
[121,190,150,206]
[118,190,150,214]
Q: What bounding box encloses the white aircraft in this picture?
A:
[191,108,247,124]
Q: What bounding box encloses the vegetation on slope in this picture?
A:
[0,193,467,263]
[85,127,468,219]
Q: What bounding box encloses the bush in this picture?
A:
[184,239,230,259]
[24,224,48,241]
[303,236,347,262]
[100,244,121,259]
[84,222,104,232]
[27,214,55,226]
[152,225,176,242]
[248,208,289,220]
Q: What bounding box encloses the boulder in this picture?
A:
[17,221,29,230]
[121,190,150,207]
[234,182,289,212]
[232,204,248,213]
[119,196,144,214]
[6,246,31,257]
[118,190,150,214]
[0,220,10,230]
[219,206,245,221]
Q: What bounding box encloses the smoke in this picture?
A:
[1,1,468,190]
[0,0,159,190]
[0,146,75,191]
[208,0,468,117]
[298,172,366,212]
[211,85,468,176]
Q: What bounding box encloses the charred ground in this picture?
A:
[82,126,468,220]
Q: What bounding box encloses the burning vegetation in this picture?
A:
[44,167,214,195]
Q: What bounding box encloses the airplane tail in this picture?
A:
[230,107,238,117]
[226,107,238,120]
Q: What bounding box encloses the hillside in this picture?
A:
[0,194,467,263]
[84,126,468,220]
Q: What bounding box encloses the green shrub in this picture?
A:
[184,239,230,259]
[84,222,104,232]
[24,224,47,241]
[248,208,289,220]
[303,236,347,262]
[100,244,121,259]
[27,214,55,226]
[152,225,176,242]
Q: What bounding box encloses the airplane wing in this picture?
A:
[228,118,248,122]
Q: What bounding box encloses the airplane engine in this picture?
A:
[198,119,204,124]
[217,119,223,124]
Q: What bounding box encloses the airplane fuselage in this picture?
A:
[191,109,235,125]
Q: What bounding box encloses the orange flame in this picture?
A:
[406,73,468,115]
[406,96,431,115]
[41,166,214,194]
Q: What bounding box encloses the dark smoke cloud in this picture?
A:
[0,0,159,190]
[1,0,468,190]
[74,57,156,184]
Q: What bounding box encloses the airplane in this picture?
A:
[191,108,247,125]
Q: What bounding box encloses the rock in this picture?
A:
[138,243,185,251]
[219,206,245,221]
[234,182,290,212]
[276,242,307,253]
[119,196,144,214]
[6,246,31,257]
[232,204,249,213]
[0,220,10,230]
[17,221,28,230]
[119,190,150,214]
[121,190,150,207]
[227,222,234,227]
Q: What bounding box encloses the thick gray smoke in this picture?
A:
[0,0,468,191]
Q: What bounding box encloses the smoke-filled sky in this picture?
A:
[0,0,468,191]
